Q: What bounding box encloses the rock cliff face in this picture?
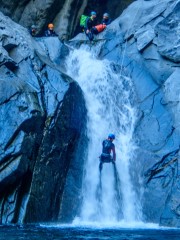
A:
[0,0,180,227]
[0,0,134,39]
[0,12,87,223]
[101,0,180,227]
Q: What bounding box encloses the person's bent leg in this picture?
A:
[88,31,94,41]
[91,27,99,35]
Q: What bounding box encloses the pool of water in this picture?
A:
[0,224,180,240]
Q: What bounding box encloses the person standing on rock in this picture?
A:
[99,133,116,172]
[44,23,58,37]
[84,11,97,41]
[101,13,111,25]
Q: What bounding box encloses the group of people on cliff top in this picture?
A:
[80,11,111,41]
[30,11,111,41]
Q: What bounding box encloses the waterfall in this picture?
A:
[66,47,142,225]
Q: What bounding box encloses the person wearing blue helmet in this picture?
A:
[84,11,97,41]
[101,13,111,25]
[99,133,116,172]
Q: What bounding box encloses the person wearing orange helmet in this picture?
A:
[44,23,58,37]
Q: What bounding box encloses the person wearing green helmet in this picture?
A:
[99,133,116,172]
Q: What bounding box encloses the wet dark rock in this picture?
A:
[23,82,87,223]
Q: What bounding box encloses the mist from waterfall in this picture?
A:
[65,46,142,225]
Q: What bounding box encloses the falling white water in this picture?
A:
[66,47,142,225]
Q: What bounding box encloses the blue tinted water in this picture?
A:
[0,225,180,240]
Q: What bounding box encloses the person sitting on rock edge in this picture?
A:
[30,25,38,37]
[44,23,58,37]
[84,11,97,41]
[99,133,116,172]
[91,24,107,36]
[101,13,111,25]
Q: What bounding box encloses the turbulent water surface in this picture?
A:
[0,225,180,240]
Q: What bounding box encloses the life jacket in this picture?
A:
[80,15,89,27]
[94,24,106,33]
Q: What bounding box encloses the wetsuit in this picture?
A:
[84,17,97,41]
[44,29,58,37]
[101,18,111,25]
[99,139,116,171]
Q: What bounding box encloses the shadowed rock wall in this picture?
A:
[24,82,87,222]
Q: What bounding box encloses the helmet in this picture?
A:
[108,133,115,139]
[91,11,97,16]
[48,23,54,29]
[31,25,37,29]
[103,13,109,18]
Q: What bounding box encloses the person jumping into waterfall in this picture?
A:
[99,133,116,172]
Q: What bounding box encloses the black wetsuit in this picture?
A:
[99,139,116,171]
[44,29,58,37]
[84,17,97,41]
[101,18,111,25]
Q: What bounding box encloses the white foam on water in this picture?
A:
[40,221,174,230]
